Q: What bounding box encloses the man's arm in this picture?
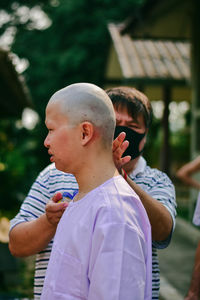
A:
[126,176,173,241]
[176,156,200,190]
[9,214,56,257]
[9,193,67,257]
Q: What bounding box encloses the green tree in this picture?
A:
[11,0,144,116]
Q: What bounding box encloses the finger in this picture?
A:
[62,202,69,210]
[121,140,129,153]
[48,210,64,219]
[46,211,64,226]
[121,155,131,165]
[114,140,129,159]
[52,192,63,203]
[112,132,126,152]
[46,201,67,213]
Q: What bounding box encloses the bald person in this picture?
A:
[41,83,152,300]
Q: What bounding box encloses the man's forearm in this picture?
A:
[126,176,173,241]
[177,173,200,190]
[9,214,56,257]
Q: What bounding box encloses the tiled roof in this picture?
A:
[108,23,190,83]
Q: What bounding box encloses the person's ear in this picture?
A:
[144,128,149,140]
[80,122,94,146]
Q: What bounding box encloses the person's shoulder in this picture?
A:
[144,165,173,184]
[95,177,150,233]
[98,176,142,212]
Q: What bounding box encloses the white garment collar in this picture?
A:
[130,156,146,177]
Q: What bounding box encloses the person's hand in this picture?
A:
[45,192,68,226]
[112,132,131,172]
[185,293,199,300]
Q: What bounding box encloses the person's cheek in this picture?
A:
[139,136,146,151]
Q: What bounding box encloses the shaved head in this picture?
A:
[47,83,116,147]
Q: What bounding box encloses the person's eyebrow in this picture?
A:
[126,120,139,126]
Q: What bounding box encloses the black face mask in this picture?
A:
[114,126,146,160]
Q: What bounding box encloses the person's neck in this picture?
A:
[73,153,119,202]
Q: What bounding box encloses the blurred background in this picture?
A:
[0,0,198,299]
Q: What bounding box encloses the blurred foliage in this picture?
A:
[2,0,144,117]
[144,115,161,167]
[0,119,43,215]
[144,108,190,172]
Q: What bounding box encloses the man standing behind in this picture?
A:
[41,82,152,299]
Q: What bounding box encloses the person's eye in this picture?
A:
[129,125,138,130]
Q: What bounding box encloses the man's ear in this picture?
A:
[80,122,94,146]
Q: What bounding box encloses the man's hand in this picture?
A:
[45,192,68,226]
[9,192,69,257]
[112,132,131,172]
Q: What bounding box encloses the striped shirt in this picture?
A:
[10,157,176,300]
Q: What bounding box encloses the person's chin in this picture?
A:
[55,162,68,173]
[50,156,54,163]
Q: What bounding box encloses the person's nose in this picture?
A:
[44,134,50,148]
[117,120,126,127]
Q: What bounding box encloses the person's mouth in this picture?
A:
[48,151,54,162]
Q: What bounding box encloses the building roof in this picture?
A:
[0,48,32,118]
[108,23,191,85]
[120,0,192,40]
[108,24,190,83]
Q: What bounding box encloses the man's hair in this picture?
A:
[106,86,153,129]
[49,83,116,147]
